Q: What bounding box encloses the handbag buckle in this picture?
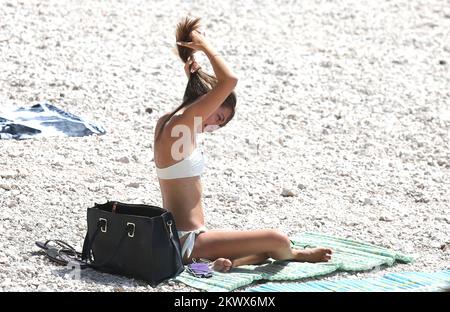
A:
[127,222,135,238]
[167,220,173,239]
[99,218,107,233]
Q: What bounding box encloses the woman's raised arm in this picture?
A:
[176,30,238,126]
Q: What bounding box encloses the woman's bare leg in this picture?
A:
[210,254,268,272]
[187,229,332,272]
[232,253,270,266]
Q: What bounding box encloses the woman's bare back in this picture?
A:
[154,113,205,230]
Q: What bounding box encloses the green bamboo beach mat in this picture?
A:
[247,270,450,292]
[173,232,414,292]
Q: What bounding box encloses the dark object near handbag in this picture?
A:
[81,201,185,286]
[35,201,184,287]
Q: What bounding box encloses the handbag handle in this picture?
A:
[165,219,184,271]
[166,220,180,253]
[82,220,134,268]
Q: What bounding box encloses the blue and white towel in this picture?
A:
[0,102,106,140]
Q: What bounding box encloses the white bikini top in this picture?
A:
[155,147,206,180]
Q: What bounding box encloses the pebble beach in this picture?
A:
[0,0,449,291]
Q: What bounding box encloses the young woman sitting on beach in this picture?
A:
[153,17,333,272]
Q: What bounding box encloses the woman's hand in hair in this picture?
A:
[184,55,201,77]
[177,29,210,52]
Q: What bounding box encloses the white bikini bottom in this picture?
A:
[177,226,208,260]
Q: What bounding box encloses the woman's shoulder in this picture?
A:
[154,113,168,140]
[155,112,184,140]
[157,112,189,130]
[156,113,172,128]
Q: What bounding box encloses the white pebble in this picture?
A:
[281,188,297,197]
[116,156,130,164]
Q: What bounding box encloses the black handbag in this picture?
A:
[81,201,184,286]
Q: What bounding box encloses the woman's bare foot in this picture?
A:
[211,258,233,272]
[293,247,333,263]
